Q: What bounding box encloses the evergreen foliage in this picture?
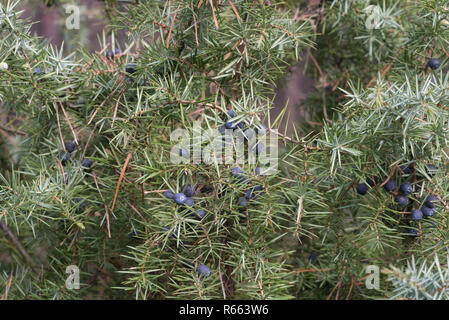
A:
[0,0,448,300]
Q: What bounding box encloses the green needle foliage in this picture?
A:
[0,0,448,300]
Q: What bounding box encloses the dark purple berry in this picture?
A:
[174,193,187,204]
[366,176,378,187]
[106,50,115,60]
[125,63,136,74]
[425,195,438,208]
[184,197,194,207]
[164,190,175,199]
[225,120,236,129]
[238,197,249,208]
[231,167,243,177]
[421,205,434,217]
[399,182,413,195]
[60,152,70,165]
[81,158,92,169]
[395,195,409,207]
[197,264,210,277]
[309,252,318,263]
[356,183,368,195]
[65,141,75,153]
[383,179,396,192]
[425,164,438,177]
[195,209,206,219]
[411,209,423,221]
[183,184,195,197]
[400,165,412,175]
[428,58,441,70]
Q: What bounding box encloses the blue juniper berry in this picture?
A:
[227,109,235,118]
[246,185,264,200]
[65,141,76,153]
[383,178,396,192]
[366,176,379,187]
[225,120,236,129]
[183,184,195,197]
[125,63,136,74]
[184,197,194,207]
[425,195,438,208]
[231,167,243,177]
[231,167,248,184]
[106,50,115,60]
[399,182,413,195]
[244,189,254,199]
[174,193,187,205]
[164,190,175,199]
[195,209,206,219]
[60,152,70,165]
[425,164,437,177]
[236,175,249,184]
[33,67,43,75]
[428,58,441,70]
[408,228,418,237]
[411,209,423,221]
[197,264,211,277]
[400,165,412,175]
[421,205,434,217]
[81,158,92,169]
[309,252,318,263]
[356,183,368,195]
[395,195,409,207]
[238,197,249,208]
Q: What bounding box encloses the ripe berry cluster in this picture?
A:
[230,166,265,209]
[162,184,211,277]
[59,140,93,212]
[101,46,136,75]
[355,162,440,237]
[219,109,267,155]
[60,140,92,170]
[164,184,198,208]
